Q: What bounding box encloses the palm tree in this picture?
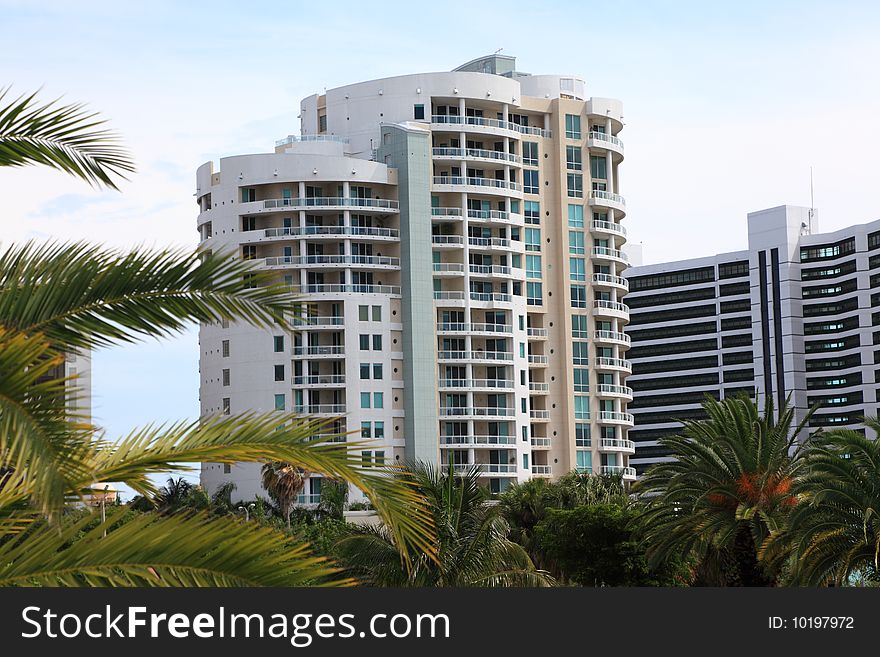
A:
[765,422,880,585]
[635,395,810,586]
[261,462,308,530]
[336,463,554,587]
[0,88,435,586]
[155,477,195,511]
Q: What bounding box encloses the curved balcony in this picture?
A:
[595,356,632,373]
[531,465,552,476]
[432,176,522,197]
[431,115,551,139]
[431,235,464,248]
[432,147,521,166]
[586,131,625,159]
[291,345,345,358]
[591,245,629,264]
[293,404,346,416]
[469,264,513,278]
[258,197,399,213]
[433,262,466,276]
[436,322,513,335]
[589,219,627,238]
[437,350,514,363]
[438,378,515,391]
[592,299,630,320]
[439,406,516,419]
[588,190,626,214]
[440,435,517,447]
[431,206,465,221]
[598,411,635,426]
[593,330,631,348]
[264,255,400,270]
[596,384,634,401]
[599,438,636,454]
[290,283,402,297]
[263,226,399,241]
[601,465,637,481]
[591,273,629,291]
[276,134,349,148]
[292,374,346,387]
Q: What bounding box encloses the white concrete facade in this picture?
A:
[199,55,633,502]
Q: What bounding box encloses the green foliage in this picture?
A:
[535,504,688,587]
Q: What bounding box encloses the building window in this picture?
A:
[319,114,327,132]
[570,257,586,281]
[524,200,540,225]
[372,305,382,321]
[576,450,592,473]
[373,363,383,379]
[575,423,591,447]
[241,188,256,203]
[568,231,585,255]
[525,228,541,252]
[222,369,230,386]
[523,170,539,194]
[574,395,590,420]
[566,173,583,198]
[590,155,607,180]
[565,114,581,139]
[374,392,384,409]
[568,204,584,228]
[360,392,371,409]
[526,255,542,279]
[360,334,370,350]
[574,368,590,392]
[361,422,371,438]
[373,334,382,350]
[572,342,589,365]
[523,141,538,166]
[414,104,425,120]
[222,398,230,415]
[566,145,582,170]
[374,421,385,439]
[522,454,530,470]
[527,282,543,306]
[274,364,284,382]
[360,363,370,380]
[274,394,285,411]
[571,285,587,308]
[361,451,372,467]
[273,335,284,353]
[374,450,386,466]
[572,315,588,338]
[359,305,369,321]
[221,340,229,357]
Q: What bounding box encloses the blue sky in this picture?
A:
[3,0,880,489]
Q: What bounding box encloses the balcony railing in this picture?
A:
[594,330,631,345]
[293,316,344,328]
[595,357,632,371]
[601,465,637,479]
[293,404,346,415]
[265,255,400,268]
[437,350,514,362]
[290,284,402,296]
[436,322,512,334]
[432,147,521,164]
[530,437,551,447]
[592,273,629,290]
[431,235,464,246]
[467,209,512,222]
[469,264,512,276]
[433,291,466,301]
[587,131,624,148]
[433,263,466,273]
[439,407,516,418]
[598,411,635,425]
[531,465,552,475]
[468,236,511,248]
[262,197,399,211]
[528,354,549,364]
[291,345,345,356]
[433,176,521,192]
[438,379,515,389]
[593,299,630,314]
[529,382,550,392]
[440,435,517,446]
[431,115,551,138]
[470,292,512,303]
[591,246,629,262]
[590,219,627,237]
[296,493,323,504]
[596,384,634,398]
[589,189,626,206]
[264,225,400,239]
[600,438,636,452]
[527,327,548,337]
[431,206,464,217]
[292,375,346,386]
[276,134,349,147]
[529,410,550,419]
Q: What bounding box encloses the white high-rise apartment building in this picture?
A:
[198,55,632,501]
[625,205,880,475]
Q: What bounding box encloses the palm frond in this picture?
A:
[0,242,296,350]
[0,87,134,190]
[0,509,349,587]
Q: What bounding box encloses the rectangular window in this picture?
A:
[568,204,584,228]
[372,305,382,321]
[522,142,538,166]
[576,450,592,472]
[569,231,585,255]
[571,285,587,308]
[520,342,526,358]
[360,363,370,380]
[572,315,588,338]
[361,451,372,467]
[374,392,384,409]
[576,423,591,447]
[223,464,231,474]
[359,305,369,321]
[373,363,383,379]
[274,364,284,382]
[274,394,285,411]
[522,454,530,470]
[570,257,586,281]
[373,334,382,350]
[527,282,543,306]
[360,392,371,409]
[374,421,385,439]
[273,335,284,353]
[590,155,607,180]
[414,104,425,120]
[523,170,539,194]
[526,255,542,279]
[374,450,386,467]
[566,173,583,198]
[361,422,371,438]
[222,398,230,415]
[359,334,370,350]
[572,342,589,365]
[525,228,541,252]
[222,369,230,386]
[524,200,540,224]
[573,368,590,392]
[565,114,581,139]
[574,395,590,419]
[241,188,256,203]
[221,340,229,357]
[566,145,582,170]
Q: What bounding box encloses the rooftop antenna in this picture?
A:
[493,47,503,55]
